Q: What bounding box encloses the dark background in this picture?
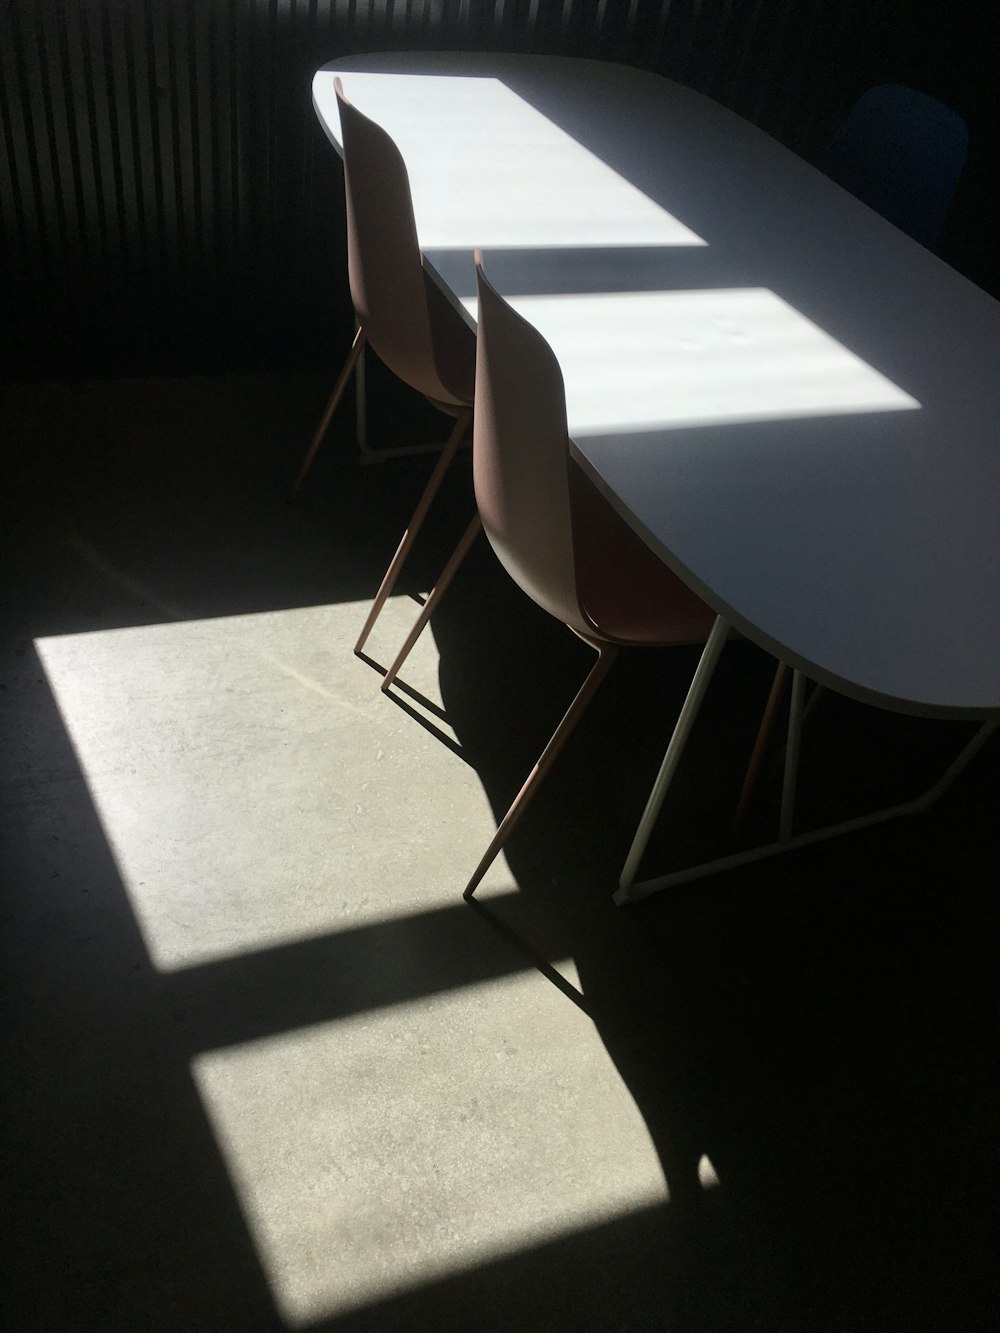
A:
[2,0,998,383]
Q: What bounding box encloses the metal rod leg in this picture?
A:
[779,669,807,842]
[910,717,998,810]
[355,335,367,456]
[619,718,998,903]
[354,407,472,656]
[464,643,620,901]
[616,615,730,900]
[733,661,789,833]
[803,682,825,724]
[291,327,366,494]
[382,514,483,693]
[762,680,825,791]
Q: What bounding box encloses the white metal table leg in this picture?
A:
[615,614,730,902]
[616,718,997,905]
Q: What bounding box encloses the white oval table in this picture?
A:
[313,53,999,900]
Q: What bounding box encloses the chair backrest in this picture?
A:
[473,256,590,637]
[817,83,968,251]
[335,79,469,406]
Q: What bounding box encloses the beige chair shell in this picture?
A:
[338,79,473,411]
[384,254,727,899]
[293,78,476,656]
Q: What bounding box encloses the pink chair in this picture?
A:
[383,253,730,899]
[293,78,476,656]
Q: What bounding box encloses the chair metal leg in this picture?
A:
[733,661,789,834]
[291,326,366,494]
[779,669,807,841]
[355,335,367,456]
[354,407,472,656]
[464,641,620,901]
[734,671,829,831]
[382,514,483,693]
[616,614,730,899]
[355,337,472,466]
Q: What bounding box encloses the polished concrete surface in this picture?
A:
[3,365,999,1330]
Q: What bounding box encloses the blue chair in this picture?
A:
[818,84,968,250]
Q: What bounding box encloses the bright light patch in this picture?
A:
[192,979,668,1325]
[698,1154,721,1189]
[34,596,499,972]
[317,73,706,250]
[462,288,920,435]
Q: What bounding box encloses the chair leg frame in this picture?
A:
[464,641,620,901]
[381,514,483,693]
[778,669,807,842]
[356,336,367,456]
[733,668,829,832]
[356,340,473,465]
[296,331,470,492]
[355,407,472,656]
[732,660,790,832]
[616,636,998,905]
[292,326,366,494]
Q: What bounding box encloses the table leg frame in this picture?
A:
[617,614,730,892]
[615,644,997,906]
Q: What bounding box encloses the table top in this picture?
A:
[314,53,1000,719]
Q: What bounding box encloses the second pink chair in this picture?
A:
[383,254,734,898]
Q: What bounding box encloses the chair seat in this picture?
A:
[570,462,717,647]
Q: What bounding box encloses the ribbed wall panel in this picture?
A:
[2,0,996,377]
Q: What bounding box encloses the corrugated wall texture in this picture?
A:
[2,0,997,377]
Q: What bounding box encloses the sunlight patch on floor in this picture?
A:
[34,597,499,971]
[192,974,668,1325]
[698,1153,721,1189]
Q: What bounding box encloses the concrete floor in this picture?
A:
[2,365,999,1331]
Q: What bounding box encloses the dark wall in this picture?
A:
[3,0,997,381]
